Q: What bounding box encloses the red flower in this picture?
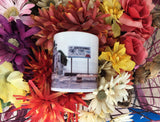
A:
[14,80,74,122]
[58,93,87,122]
[25,47,53,90]
[120,32,148,65]
[32,0,111,50]
[119,0,155,40]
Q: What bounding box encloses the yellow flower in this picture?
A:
[99,42,135,74]
[0,62,29,108]
[101,0,123,22]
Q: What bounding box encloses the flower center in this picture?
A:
[8,38,19,50]
[97,90,107,101]
[3,7,19,19]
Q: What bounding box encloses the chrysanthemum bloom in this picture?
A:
[101,0,123,22]
[14,80,74,122]
[0,15,40,72]
[106,72,133,103]
[99,42,135,74]
[0,0,35,25]
[110,113,133,122]
[98,60,117,82]
[83,78,114,115]
[0,61,29,111]
[25,47,52,89]
[58,93,87,122]
[78,110,107,122]
[33,0,111,50]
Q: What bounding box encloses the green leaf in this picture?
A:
[0,99,11,109]
[112,20,121,38]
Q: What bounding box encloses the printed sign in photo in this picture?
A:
[68,46,91,58]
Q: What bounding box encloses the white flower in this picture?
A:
[113,72,133,102]
[79,110,108,122]
[83,77,115,115]
[83,72,133,115]
[110,113,133,122]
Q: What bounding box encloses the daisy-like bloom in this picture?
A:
[101,0,123,22]
[107,72,133,104]
[0,0,35,25]
[25,47,52,89]
[83,78,115,115]
[33,0,110,50]
[78,110,107,122]
[0,61,29,110]
[99,42,135,74]
[98,60,117,82]
[14,80,74,122]
[110,113,133,122]
[83,72,133,115]
[0,15,40,72]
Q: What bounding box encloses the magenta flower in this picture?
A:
[0,0,35,25]
[0,15,40,72]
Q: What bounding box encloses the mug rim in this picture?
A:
[54,31,98,40]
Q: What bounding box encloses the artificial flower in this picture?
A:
[14,80,73,122]
[119,0,155,39]
[78,111,107,122]
[110,113,133,122]
[83,78,114,115]
[58,93,87,122]
[120,32,148,65]
[0,105,28,121]
[99,42,135,74]
[98,60,116,82]
[25,47,52,89]
[33,0,111,50]
[0,61,29,108]
[37,0,59,8]
[151,5,160,28]
[101,0,123,22]
[0,15,39,72]
[0,0,35,25]
[153,0,160,5]
[112,72,133,102]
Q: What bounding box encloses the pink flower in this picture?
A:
[0,0,35,25]
[120,32,148,65]
[119,0,155,40]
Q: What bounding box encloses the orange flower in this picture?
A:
[32,0,111,50]
[25,47,52,90]
[58,93,87,122]
[14,80,74,122]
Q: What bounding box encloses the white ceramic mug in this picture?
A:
[52,31,99,92]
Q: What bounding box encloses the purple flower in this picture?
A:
[0,15,40,72]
